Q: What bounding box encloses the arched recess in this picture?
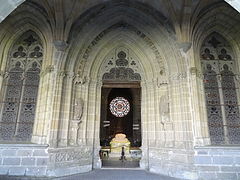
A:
[0,3,54,145]
[0,30,43,142]
[61,27,186,171]
[63,0,185,75]
[200,32,240,145]
[55,0,191,171]
[190,3,240,146]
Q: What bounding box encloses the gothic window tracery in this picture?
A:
[102,50,141,82]
[201,33,240,145]
[0,31,43,142]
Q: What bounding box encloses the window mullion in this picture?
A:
[14,70,26,140]
[217,69,229,144]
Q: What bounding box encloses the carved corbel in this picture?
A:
[53,40,68,51]
[178,42,192,53]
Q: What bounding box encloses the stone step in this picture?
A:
[102,159,140,168]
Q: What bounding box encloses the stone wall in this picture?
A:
[0,144,48,176]
[0,144,93,177]
[195,146,240,180]
[149,147,198,180]
[47,146,93,177]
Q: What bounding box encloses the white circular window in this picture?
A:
[109,97,130,117]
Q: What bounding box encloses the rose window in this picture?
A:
[110,97,130,117]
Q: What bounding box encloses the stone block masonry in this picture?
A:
[195,146,240,180]
[0,144,48,176]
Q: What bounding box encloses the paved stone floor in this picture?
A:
[0,169,185,180]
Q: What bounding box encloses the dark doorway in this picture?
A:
[100,83,141,147]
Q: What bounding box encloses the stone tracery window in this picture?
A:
[0,31,43,142]
[201,33,240,145]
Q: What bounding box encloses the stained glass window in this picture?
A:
[201,33,240,145]
[109,97,130,117]
[0,31,42,142]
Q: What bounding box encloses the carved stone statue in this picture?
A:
[73,98,83,121]
[159,94,170,124]
[69,98,84,146]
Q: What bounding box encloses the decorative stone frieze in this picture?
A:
[48,147,92,168]
[74,74,87,85]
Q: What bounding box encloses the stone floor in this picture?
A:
[0,169,185,180]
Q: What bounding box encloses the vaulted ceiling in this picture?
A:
[0,0,238,24]
[0,0,239,45]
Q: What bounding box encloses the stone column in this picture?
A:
[67,74,83,146]
[32,65,56,144]
[48,71,66,147]
[56,72,75,147]
[140,80,149,169]
[32,41,68,145]
[183,47,210,146]
[0,71,5,113]
[93,80,102,169]
[189,67,210,145]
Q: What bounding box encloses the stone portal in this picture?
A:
[100,83,142,168]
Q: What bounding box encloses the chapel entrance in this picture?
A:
[100,82,142,168]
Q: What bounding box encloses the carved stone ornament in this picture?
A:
[74,74,87,85]
[103,67,141,82]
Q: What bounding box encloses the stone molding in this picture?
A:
[78,23,166,75]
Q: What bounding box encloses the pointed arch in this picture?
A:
[0,30,43,142]
[200,32,240,145]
